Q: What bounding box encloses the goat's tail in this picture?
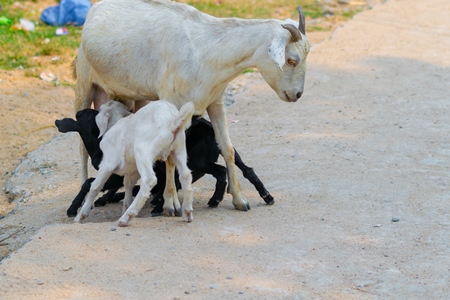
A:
[171,102,195,139]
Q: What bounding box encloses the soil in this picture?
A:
[1,0,450,298]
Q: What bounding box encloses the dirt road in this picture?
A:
[1,0,450,298]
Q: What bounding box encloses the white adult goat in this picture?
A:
[74,0,311,212]
[74,100,195,226]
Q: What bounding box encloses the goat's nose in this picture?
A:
[296,92,303,99]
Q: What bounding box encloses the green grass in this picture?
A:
[0,27,82,69]
[0,0,82,70]
[342,9,362,19]
[180,0,323,19]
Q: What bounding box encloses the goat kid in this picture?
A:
[55,109,137,217]
[74,100,195,226]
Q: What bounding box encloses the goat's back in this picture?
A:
[101,101,192,164]
[79,0,263,114]
[81,0,211,101]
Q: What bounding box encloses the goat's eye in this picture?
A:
[287,59,297,66]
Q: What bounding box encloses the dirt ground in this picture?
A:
[1,0,450,298]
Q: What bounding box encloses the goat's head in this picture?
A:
[258,6,310,103]
[96,100,132,137]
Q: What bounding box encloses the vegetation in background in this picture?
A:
[0,1,82,70]
[0,0,371,71]
[177,0,324,19]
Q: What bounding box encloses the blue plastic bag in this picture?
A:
[40,0,92,26]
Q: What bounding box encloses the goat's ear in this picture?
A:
[96,112,111,138]
[268,39,286,71]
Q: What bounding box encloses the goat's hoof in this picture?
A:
[118,220,128,227]
[182,210,193,223]
[94,200,106,207]
[233,202,250,211]
[263,194,275,205]
[77,207,91,220]
[164,208,175,217]
[175,208,182,217]
[207,199,221,208]
[67,210,77,218]
[151,206,163,217]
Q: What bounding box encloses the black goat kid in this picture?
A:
[55,109,274,217]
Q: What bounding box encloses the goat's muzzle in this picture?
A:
[284,91,302,102]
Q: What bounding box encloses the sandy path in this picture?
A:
[1,0,450,298]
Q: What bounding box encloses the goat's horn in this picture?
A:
[282,24,302,43]
[298,6,306,35]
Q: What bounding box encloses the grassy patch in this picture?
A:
[341,9,362,19]
[0,0,82,70]
[178,0,323,19]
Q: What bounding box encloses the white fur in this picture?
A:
[74,100,195,226]
[74,0,310,211]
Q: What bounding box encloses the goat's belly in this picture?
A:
[113,158,137,177]
[100,81,159,103]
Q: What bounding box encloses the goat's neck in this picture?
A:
[78,132,103,170]
[197,18,278,82]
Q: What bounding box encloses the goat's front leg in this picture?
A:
[207,102,250,211]
[163,156,182,217]
[67,177,94,217]
[74,167,113,222]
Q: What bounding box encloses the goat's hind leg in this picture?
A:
[163,156,182,217]
[197,165,226,208]
[234,150,274,205]
[172,152,194,222]
[118,172,156,227]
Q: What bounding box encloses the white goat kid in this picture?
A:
[74,100,195,226]
[74,0,311,212]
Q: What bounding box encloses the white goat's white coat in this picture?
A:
[74,100,195,226]
[74,0,310,211]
